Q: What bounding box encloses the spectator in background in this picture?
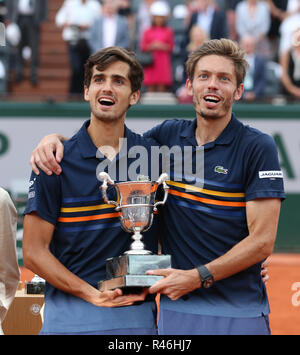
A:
[88,0,130,54]
[0,0,7,95]
[265,0,288,58]
[56,0,101,97]
[240,35,267,101]
[6,0,48,86]
[235,0,271,59]
[135,0,156,47]
[185,0,228,46]
[117,0,135,49]
[0,0,6,22]
[177,25,208,103]
[225,0,243,41]
[280,27,300,99]
[140,1,174,92]
[278,0,300,55]
[0,188,20,335]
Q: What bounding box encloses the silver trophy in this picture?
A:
[98,172,171,292]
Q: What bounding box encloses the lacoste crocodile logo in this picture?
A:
[214,166,228,174]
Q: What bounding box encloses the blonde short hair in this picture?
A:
[186,38,249,87]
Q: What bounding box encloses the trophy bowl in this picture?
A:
[98,172,171,292]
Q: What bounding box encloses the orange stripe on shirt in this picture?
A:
[168,189,246,207]
[58,212,121,223]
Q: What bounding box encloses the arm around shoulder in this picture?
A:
[30,133,66,176]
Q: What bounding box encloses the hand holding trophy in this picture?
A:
[98,172,171,293]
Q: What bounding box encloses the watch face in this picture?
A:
[203,278,214,288]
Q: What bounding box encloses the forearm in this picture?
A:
[23,244,96,303]
[23,213,149,307]
[205,198,280,282]
[205,233,272,282]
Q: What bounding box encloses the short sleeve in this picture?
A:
[244,134,285,201]
[24,170,61,226]
[143,120,177,145]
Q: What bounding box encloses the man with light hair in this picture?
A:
[29,40,282,335]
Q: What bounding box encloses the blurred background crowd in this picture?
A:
[0,0,299,104]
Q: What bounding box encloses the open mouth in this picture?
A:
[203,95,221,104]
[98,97,116,107]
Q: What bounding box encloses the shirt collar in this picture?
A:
[77,120,134,159]
[180,113,242,147]
[77,120,97,159]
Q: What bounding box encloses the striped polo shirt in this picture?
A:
[24,120,159,334]
[144,114,285,318]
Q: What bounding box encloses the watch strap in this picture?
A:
[196,265,214,288]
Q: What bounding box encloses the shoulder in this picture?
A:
[0,188,16,216]
[61,129,82,159]
[62,134,77,154]
[144,119,193,145]
[241,123,277,154]
[153,118,190,132]
[0,187,11,207]
[127,128,159,147]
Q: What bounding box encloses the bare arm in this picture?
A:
[147,198,281,300]
[30,134,66,176]
[280,51,300,99]
[23,212,148,307]
[205,198,280,281]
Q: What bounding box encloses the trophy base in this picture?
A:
[98,274,164,293]
[98,254,172,293]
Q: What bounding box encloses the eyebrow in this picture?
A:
[92,73,128,81]
[199,70,233,77]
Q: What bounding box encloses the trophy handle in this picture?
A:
[99,172,119,209]
[153,173,169,211]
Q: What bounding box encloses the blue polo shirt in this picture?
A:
[24,120,160,334]
[144,114,285,318]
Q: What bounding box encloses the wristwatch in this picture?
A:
[197,265,214,288]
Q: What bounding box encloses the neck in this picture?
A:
[87,117,125,159]
[195,113,232,146]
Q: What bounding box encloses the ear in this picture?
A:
[129,90,140,106]
[234,83,244,101]
[186,78,193,96]
[84,85,90,102]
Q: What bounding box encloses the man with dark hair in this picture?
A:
[23,47,159,335]
[30,40,282,335]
